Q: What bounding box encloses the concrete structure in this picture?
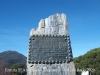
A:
[27,13,76,75]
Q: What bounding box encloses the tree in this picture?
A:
[74,48,100,75]
[10,63,26,75]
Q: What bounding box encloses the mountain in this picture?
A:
[0,50,27,75]
[0,50,27,66]
[74,47,100,75]
[0,50,27,68]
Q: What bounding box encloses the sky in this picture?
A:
[0,0,100,57]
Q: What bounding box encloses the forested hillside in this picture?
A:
[0,50,27,75]
[74,48,100,75]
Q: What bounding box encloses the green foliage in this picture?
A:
[74,47,100,75]
[10,63,26,75]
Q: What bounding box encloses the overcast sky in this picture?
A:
[0,0,100,57]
